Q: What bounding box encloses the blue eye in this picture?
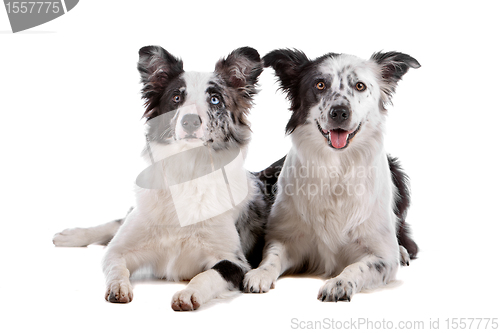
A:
[210,96,220,105]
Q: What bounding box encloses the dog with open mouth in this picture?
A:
[243,49,420,302]
[53,46,272,311]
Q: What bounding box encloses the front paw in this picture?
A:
[318,277,355,302]
[171,288,201,311]
[243,268,276,293]
[105,280,133,303]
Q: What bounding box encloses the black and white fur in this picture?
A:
[243,49,420,302]
[53,46,271,311]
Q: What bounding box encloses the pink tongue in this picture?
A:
[329,130,349,149]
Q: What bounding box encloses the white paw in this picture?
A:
[52,228,90,247]
[318,277,355,302]
[171,288,202,311]
[243,268,277,293]
[105,279,133,303]
[399,245,411,266]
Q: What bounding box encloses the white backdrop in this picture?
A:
[1,1,499,332]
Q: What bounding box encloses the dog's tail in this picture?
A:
[388,155,419,259]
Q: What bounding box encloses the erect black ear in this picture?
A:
[263,49,311,134]
[137,46,184,119]
[215,47,263,99]
[263,49,310,93]
[370,51,420,106]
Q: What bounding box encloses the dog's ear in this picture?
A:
[215,47,263,99]
[263,49,310,93]
[371,51,420,106]
[138,46,184,119]
[264,49,310,134]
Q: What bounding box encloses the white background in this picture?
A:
[1,1,499,332]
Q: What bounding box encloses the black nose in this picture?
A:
[329,106,350,124]
[181,114,202,134]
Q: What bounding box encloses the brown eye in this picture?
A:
[316,81,326,90]
[172,95,181,103]
[355,82,366,92]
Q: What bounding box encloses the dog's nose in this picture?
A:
[329,106,350,124]
[181,114,202,134]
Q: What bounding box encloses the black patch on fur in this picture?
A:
[254,155,286,197]
[239,156,285,268]
[242,197,267,268]
[388,155,419,259]
[264,49,341,134]
[145,76,188,142]
[236,156,286,268]
[137,46,184,120]
[212,260,245,290]
[373,262,383,273]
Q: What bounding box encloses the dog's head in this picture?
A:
[138,46,263,151]
[264,49,420,151]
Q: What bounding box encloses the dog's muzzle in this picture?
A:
[181,114,202,138]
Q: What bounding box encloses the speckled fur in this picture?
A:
[53,46,268,311]
[244,49,420,302]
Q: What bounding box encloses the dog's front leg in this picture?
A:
[102,251,136,303]
[171,260,246,311]
[101,208,155,303]
[243,240,291,293]
[317,254,399,302]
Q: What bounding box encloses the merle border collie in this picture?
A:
[243,49,420,302]
[53,46,273,311]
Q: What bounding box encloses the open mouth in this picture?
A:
[316,120,361,150]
